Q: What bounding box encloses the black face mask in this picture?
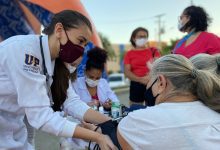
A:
[145,79,159,107]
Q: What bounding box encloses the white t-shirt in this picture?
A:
[118,101,220,150]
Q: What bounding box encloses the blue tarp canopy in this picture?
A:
[0,0,53,40]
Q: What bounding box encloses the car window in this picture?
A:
[109,76,123,82]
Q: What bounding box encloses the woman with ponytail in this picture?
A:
[190,53,220,112]
[117,54,220,149]
[0,10,116,150]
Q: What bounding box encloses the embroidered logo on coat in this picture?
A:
[23,54,40,73]
[25,54,39,66]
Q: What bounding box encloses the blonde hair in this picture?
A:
[150,54,220,103]
[190,53,220,112]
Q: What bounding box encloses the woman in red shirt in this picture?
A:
[124,27,160,106]
[173,5,220,58]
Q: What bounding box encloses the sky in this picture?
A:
[80,0,220,44]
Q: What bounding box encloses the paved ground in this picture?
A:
[34,87,129,150]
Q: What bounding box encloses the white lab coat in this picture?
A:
[72,77,119,104]
[0,35,90,150]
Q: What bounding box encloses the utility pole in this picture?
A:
[155,13,165,51]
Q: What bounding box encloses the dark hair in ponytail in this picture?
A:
[48,10,92,111]
[42,10,92,35]
[86,47,108,72]
[51,58,70,111]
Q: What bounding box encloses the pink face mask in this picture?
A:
[59,31,84,63]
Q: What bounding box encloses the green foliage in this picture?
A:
[99,32,116,60]
[161,39,178,55]
[119,49,126,62]
[108,70,114,74]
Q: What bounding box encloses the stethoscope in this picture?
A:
[39,35,54,106]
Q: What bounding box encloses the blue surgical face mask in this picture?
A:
[144,78,159,106]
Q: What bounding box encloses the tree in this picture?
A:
[161,39,178,55]
[99,32,116,60]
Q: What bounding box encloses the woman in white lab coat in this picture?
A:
[0,10,115,150]
[73,47,119,110]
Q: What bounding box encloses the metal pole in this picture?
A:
[154,13,165,51]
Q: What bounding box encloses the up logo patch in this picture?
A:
[25,54,39,66]
[23,54,40,73]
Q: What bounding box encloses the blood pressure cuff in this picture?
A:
[98,120,121,149]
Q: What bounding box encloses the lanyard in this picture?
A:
[39,36,54,105]
[39,36,49,80]
[173,30,195,53]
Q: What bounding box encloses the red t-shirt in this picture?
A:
[173,32,220,58]
[124,47,160,77]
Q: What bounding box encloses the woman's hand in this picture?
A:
[82,122,117,149]
[81,121,102,133]
[96,134,117,150]
[138,75,149,85]
[81,121,96,130]
[87,100,100,107]
[73,126,116,150]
